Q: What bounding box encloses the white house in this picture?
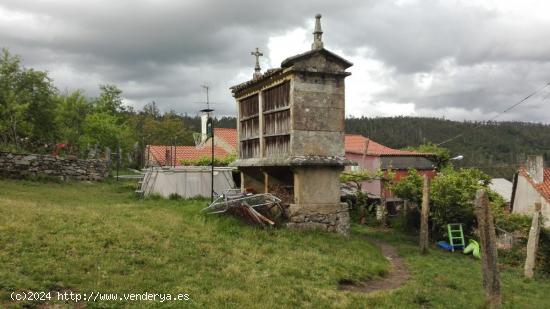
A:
[511,155,550,227]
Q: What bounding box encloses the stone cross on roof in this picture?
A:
[312,14,324,50]
[250,47,263,79]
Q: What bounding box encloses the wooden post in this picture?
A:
[378,197,387,226]
[474,189,501,308]
[419,175,430,255]
[524,202,542,278]
[263,171,269,193]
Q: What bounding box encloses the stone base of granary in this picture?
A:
[286,202,350,236]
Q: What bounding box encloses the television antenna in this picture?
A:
[193,84,223,109]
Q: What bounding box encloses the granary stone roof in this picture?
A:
[230,68,284,94]
[230,48,352,95]
[232,155,355,167]
[280,48,353,69]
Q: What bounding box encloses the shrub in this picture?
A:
[390,169,423,205]
[180,153,236,166]
[429,167,491,237]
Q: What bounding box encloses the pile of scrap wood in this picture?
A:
[202,190,286,227]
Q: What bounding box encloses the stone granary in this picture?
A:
[230,15,353,235]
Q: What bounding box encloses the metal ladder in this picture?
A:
[447,223,465,252]
[135,167,157,198]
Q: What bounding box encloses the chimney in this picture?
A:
[200,112,210,142]
[526,155,544,184]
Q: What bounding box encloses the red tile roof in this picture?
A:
[214,128,237,149]
[345,134,432,156]
[147,145,231,166]
[519,167,550,203]
[146,128,238,166]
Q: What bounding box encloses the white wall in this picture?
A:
[513,174,550,227]
[143,166,236,199]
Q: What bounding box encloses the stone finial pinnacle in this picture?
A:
[250,47,263,79]
[312,14,324,50]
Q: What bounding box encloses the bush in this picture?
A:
[180,153,236,166]
[390,166,494,237]
[429,167,491,237]
[390,169,423,205]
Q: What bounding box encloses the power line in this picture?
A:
[436,82,550,146]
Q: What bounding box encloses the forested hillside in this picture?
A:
[207,116,550,178]
[345,117,550,179]
[3,49,549,178]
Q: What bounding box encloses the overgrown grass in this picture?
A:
[0,179,387,308]
[1,179,549,308]
[356,227,550,308]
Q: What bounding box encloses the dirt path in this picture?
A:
[339,237,410,294]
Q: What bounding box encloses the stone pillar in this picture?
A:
[287,166,349,235]
[419,175,430,255]
[524,202,542,278]
[475,189,501,308]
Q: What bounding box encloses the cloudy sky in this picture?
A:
[1,0,550,122]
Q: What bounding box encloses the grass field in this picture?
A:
[1,178,549,308]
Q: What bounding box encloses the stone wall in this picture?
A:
[0,151,108,181]
[287,203,350,235]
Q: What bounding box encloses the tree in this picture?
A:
[340,169,389,192]
[0,49,27,149]
[0,49,59,151]
[430,167,491,235]
[405,142,451,170]
[79,112,133,155]
[142,101,161,119]
[390,166,493,236]
[95,84,125,115]
[390,169,423,205]
[340,169,394,222]
[55,90,91,154]
[20,68,58,146]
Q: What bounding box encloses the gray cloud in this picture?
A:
[1,0,549,121]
